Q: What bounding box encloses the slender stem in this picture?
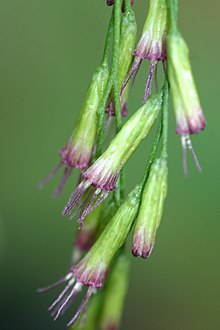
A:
[96,77,113,158]
[112,0,122,133]
[166,0,179,33]
[96,12,115,159]
[140,120,163,192]
[111,0,123,205]
[124,0,131,12]
[101,13,114,64]
[161,79,169,159]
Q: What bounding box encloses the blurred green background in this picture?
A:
[0,1,219,329]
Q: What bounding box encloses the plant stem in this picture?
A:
[101,13,114,64]
[161,79,169,159]
[166,0,179,33]
[112,0,122,133]
[140,120,163,193]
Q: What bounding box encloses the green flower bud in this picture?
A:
[63,92,163,225]
[135,0,167,60]
[62,61,109,168]
[167,31,206,135]
[106,3,137,117]
[39,61,109,195]
[72,185,142,288]
[132,158,168,259]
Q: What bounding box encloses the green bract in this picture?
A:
[72,185,142,288]
[132,158,168,258]
[167,31,205,135]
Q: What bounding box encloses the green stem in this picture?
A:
[140,120,163,192]
[96,12,115,159]
[101,13,114,64]
[112,0,124,205]
[112,0,122,133]
[166,0,179,33]
[124,0,131,12]
[161,79,169,159]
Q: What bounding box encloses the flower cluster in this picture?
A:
[39,1,206,329]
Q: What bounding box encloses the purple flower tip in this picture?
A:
[132,234,153,259]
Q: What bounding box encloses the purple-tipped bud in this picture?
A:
[132,158,168,259]
[63,92,162,222]
[167,32,206,136]
[72,185,142,288]
[134,0,167,61]
[99,253,130,330]
[167,31,206,173]
[106,2,137,117]
[39,61,109,195]
[121,0,167,101]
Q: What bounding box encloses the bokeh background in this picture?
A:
[0,1,219,329]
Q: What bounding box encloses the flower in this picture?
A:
[63,92,162,224]
[39,185,141,327]
[132,158,168,259]
[39,61,109,196]
[99,252,130,330]
[72,184,141,287]
[167,31,206,174]
[134,0,167,61]
[122,0,167,100]
[167,32,205,136]
[106,1,137,117]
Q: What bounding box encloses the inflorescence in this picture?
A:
[38,1,206,329]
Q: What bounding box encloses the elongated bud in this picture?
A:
[99,252,130,330]
[63,92,162,224]
[39,61,109,195]
[134,0,167,60]
[61,61,109,169]
[106,3,137,117]
[72,185,142,288]
[83,92,162,191]
[167,32,206,135]
[132,158,168,259]
[122,0,167,101]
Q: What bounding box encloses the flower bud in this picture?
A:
[132,158,168,259]
[167,32,206,135]
[121,0,167,101]
[61,61,109,169]
[72,185,142,288]
[99,252,130,330]
[134,0,167,61]
[39,61,109,195]
[106,3,137,117]
[63,92,162,223]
